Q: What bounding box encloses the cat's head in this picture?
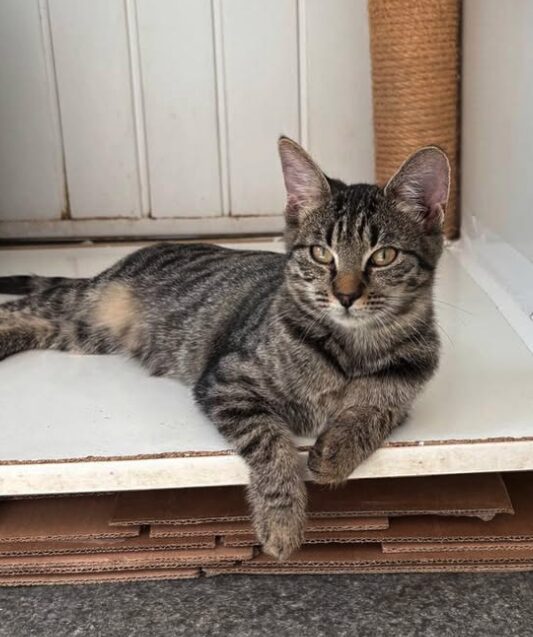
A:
[278,136,450,327]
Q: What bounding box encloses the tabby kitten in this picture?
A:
[0,137,449,559]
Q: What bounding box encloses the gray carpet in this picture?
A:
[1,573,532,637]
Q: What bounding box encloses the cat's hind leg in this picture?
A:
[0,277,114,360]
[0,297,61,361]
[0,276,150,366]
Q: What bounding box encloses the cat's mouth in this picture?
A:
[329,302,372,326]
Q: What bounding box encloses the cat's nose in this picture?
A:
[333,272,364,308]
[335,291,361,308]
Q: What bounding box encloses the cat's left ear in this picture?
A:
[384,146,450,230]
[278,136,331,227]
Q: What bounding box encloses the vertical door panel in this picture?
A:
[223,0,299,216]
[49,0,141,218]
[137,0,222,218]
[305,0,374,184]
[0,0,64,221]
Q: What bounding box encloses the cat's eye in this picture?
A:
[369,247,398,267]
[310,245,334,265]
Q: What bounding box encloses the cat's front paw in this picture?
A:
[308,426,360,484]
[257,507,305,560]
[250,480,306,560]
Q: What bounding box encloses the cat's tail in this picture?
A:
[0,275,88,296]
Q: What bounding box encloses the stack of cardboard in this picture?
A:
[2,473,533,585]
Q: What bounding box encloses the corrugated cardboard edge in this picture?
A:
[222,529,399,548]
[0,535,218,558]
[0,546,254,576]
[0,568,201,587]
[0,529,141,544]
[382,541,533,554]
[110,509,508,528]
[149,517,390,538]
[203,563,533,576]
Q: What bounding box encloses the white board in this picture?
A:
[1,242,533,494]
[0,0,64,221]
[222,0,300,216]
[48,0,141,218]
[136,0,222,218]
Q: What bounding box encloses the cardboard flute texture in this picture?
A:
[226,543,533,566]
[0,569,201,586]
[149,516,390,538]
[0,532,217,558]
[382,541,533,554]
[221,529,405,548]
[0,546,255,576]
[204,563,533,576]
[111,473,512,526]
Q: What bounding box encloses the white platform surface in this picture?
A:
[1,240,533,495]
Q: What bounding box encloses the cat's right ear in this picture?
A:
[278,136,331,227]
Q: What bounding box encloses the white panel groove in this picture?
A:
[212,0,231,215]
[37,0,68,218]
[125,0,151,217]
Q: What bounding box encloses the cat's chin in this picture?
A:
[329,307,372,328]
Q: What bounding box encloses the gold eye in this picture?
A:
[310,245,334,265]
[370,247,398,267]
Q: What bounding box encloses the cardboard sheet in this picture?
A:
[204,563,533,576]
[111,473,512,526]
[218,542,533,568]
[382,541,533,554]
[149,516,390,538]
[0,495,139,542]
[0,532,217,558]
[0,546,254,576]
[0,568,201,586]
[221,529,400,548]
[315,473,531,545]
[3,564,533,584]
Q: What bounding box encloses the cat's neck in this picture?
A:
[277,282,436,363]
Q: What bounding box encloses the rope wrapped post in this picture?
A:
[368,0,461,239]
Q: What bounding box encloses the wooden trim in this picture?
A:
[0,216,285,242]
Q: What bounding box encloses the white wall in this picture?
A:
[461,0,533,323]
[0,0,374,238]
[462,0,533,264]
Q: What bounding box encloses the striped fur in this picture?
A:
[0,139,449,559]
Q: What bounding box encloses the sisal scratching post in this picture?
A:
[368,0,461,239]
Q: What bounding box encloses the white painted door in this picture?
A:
[0,0,374,240]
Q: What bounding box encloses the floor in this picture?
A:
[2,242,533,496]
[1,573,532,637]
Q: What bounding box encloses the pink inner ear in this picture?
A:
[421,165,449,211]
[279,141,329,219]
[386,148,450,226]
